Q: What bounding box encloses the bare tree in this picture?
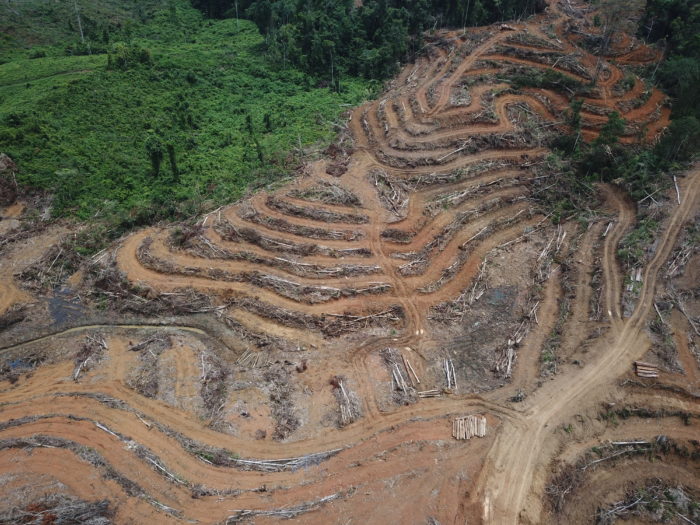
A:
[73,0,85,44]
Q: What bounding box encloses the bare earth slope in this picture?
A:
[0,0,698,524]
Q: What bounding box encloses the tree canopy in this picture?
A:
[191,0,546,80]
[640,0,700,162]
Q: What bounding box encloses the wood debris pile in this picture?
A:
[444,357,457,390]
[214,218,371,258]
[418,389,441,398]
[330,375,362,427]
[266,195,368,224]
[263,363,299,440]
[288,182,362,207]
[238,203,364,242]
[200,351,231,423]
[380,348,417,405]
[0,495,113,524]
[138,236,391,305]
[126,334,172,399]
[370,169,409,220]
[73,334,107,382]
[227,491,348,523]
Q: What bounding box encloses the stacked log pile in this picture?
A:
[634,361,659,378]
[452,415,487,440]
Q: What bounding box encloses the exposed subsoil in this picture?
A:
[0,0,697,523]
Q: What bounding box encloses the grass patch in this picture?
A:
[618,216,659,268]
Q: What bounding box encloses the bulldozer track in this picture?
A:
[1,0,697,523]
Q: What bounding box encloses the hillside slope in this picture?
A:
[0,1,370,244]
[0,0,698,524]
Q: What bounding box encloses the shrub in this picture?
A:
[107,42,152,70]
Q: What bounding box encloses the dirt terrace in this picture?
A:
[0,0,698,523]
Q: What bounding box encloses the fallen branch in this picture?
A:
[226,491,348,522]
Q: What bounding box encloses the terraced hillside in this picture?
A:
[0,0,698,523]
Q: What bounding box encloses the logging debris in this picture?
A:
[0,495,113,525]
[264,363,300,440]
[226,490,350,523]
[126,335,172,399]
[444,358,457,390]
[73,334,107,382]
[266,195,368,224]
[381,348,417,405]
[330,375,362,427]
[288,182,362,207]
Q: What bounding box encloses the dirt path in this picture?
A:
[0,279,29,316]
[600,185,636,326]
[0,223,72,314]
[478,167,700,524]
[0,0,690,522]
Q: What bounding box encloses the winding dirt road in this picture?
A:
[1,0,697,523]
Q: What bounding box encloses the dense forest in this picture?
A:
[192,0,546,80]
[641,0,700,156]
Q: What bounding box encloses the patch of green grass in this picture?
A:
[599,410,618,426]
[197,451,215,462]
[618,216,659,268]
[541,349,555,363]
[0,5,372,251]
[0,55,105,86]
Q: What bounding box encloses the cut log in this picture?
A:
[453,415,487,440]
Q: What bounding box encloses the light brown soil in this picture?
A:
[0,0,697,523]
[0,221,72,314]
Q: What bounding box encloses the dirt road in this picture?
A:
[0,0,695,522]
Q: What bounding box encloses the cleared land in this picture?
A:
[0,0,698,523]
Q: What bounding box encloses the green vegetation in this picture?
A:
[193,0,546,81]
[618,216,659,267]
[507,67,586,94]
[2,0,697,248]
[529,150,596,224]
[543,0,700,218]
[0,1,371,250]
[642,0,700,161]
[0,0,549,251]
[640,0,700,58]
[0,0,173,60]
